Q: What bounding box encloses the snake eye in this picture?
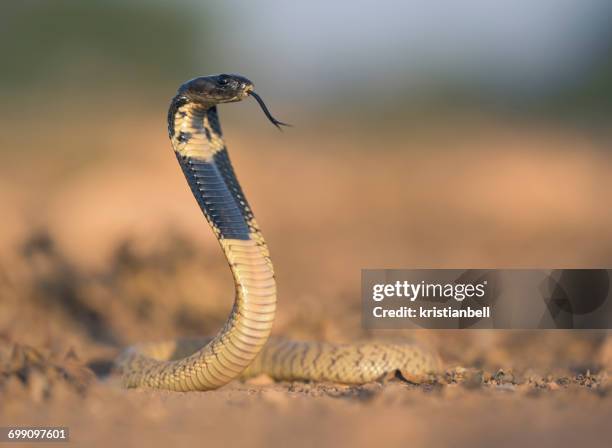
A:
[217,75,230,86]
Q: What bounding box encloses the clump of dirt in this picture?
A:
[0,230,232,363]
[0,343,94,403]
[20,231,117,344]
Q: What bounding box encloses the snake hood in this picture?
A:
[177,74,290,129]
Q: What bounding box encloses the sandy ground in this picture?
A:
[1,109,611,447]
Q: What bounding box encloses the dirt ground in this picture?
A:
[1,108,611,447]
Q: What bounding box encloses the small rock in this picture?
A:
[261,389,290,408]
[462,370,484,390]
[494,369,515,384]
[245,374,275,386]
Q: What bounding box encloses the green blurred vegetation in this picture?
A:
[0,1,212,94]
[0,1,609,125]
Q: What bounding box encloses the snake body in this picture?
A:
[117,74,439,391]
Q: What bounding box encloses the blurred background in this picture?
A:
[1,2,612,446]
[1,0,612,391]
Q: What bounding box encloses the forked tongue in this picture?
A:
[249,91,291,129]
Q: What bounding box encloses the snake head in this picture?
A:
[178,74,290,129]
[179,74,253,104]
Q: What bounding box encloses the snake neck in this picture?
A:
[159,95,276,390]
[168,96,272,262]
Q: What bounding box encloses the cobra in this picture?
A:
[116,74,440,391]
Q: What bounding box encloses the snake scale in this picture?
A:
[116,74,440,391]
